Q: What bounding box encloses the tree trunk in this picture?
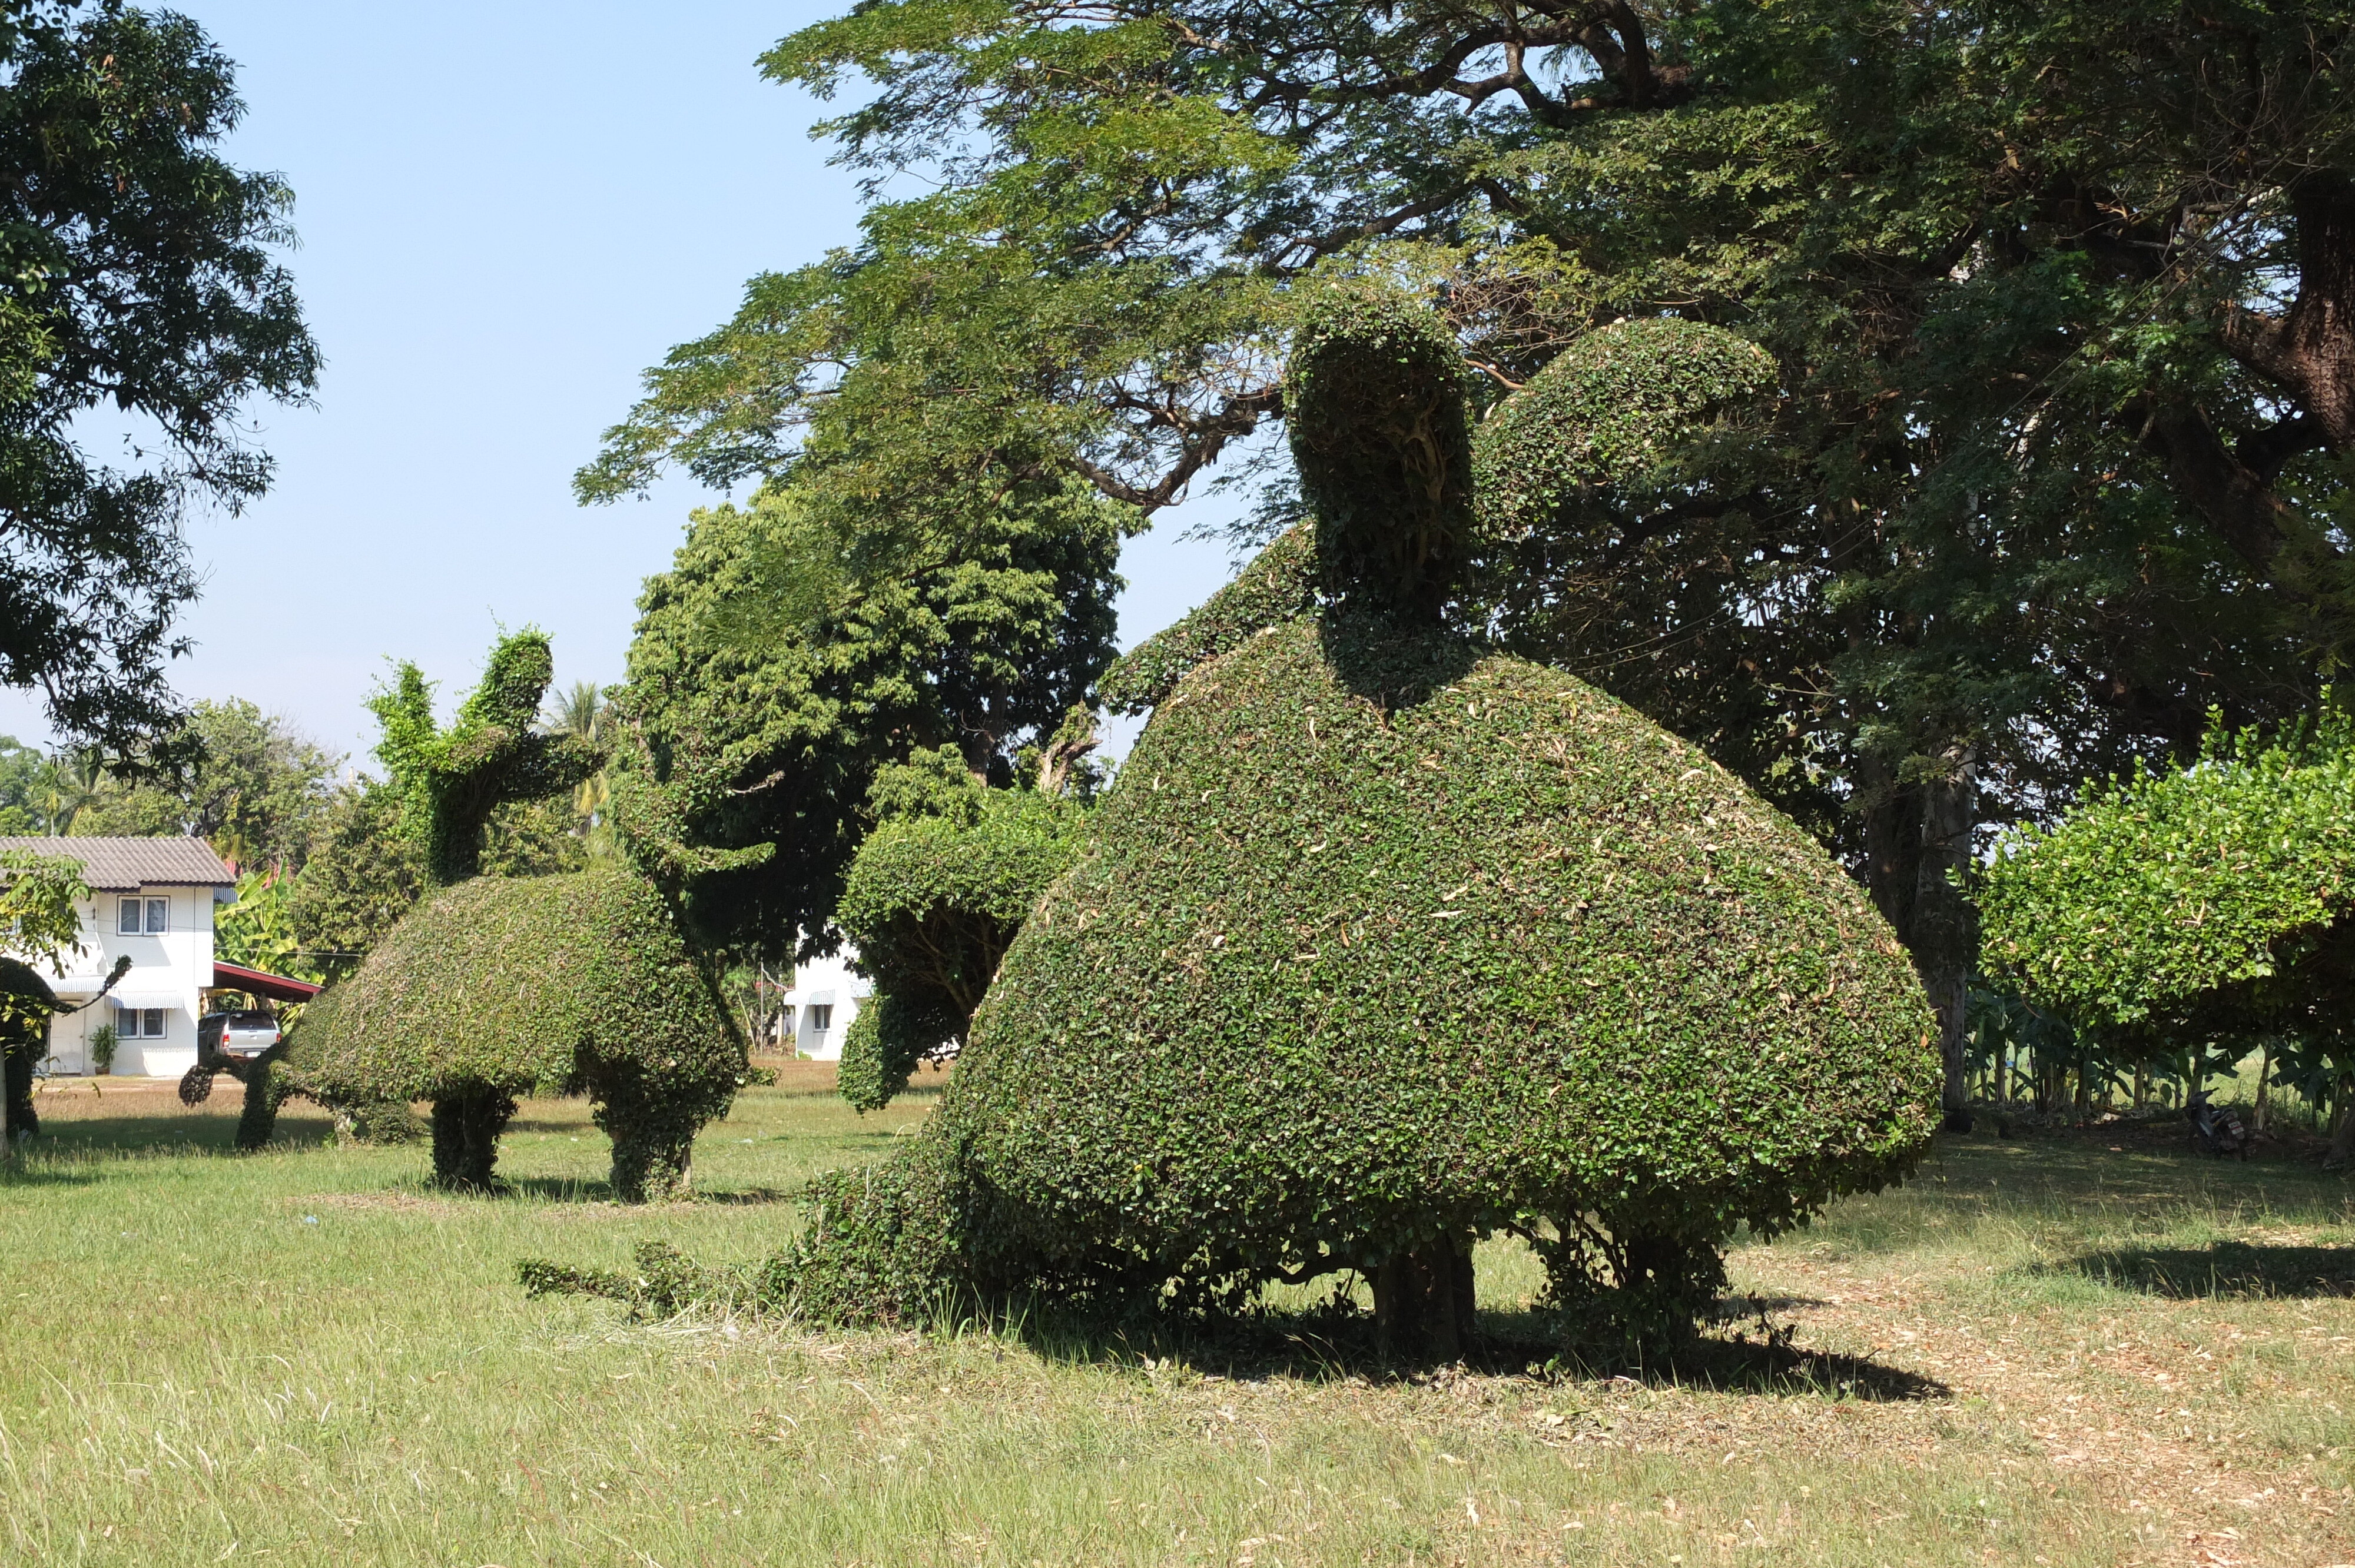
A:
[2253,1047,2272,1133]
[1862,752,1978,1132]
[2329,1076,2355,1172]
[1371,1237,1476,1361]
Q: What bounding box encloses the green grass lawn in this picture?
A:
[2,1067,2351,1566]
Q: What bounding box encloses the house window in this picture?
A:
[117,897,167,934]
[116,1006,168,1039]
[808,1004,833,1032]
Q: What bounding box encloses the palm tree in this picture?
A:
[543,681,607,746]
[540,681,614,855]
[44,749,106,836]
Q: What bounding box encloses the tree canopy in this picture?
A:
[70,699,339,868]
[583,0,2355,1117]
[0,2,316,750]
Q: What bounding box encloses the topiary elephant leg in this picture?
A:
[1372,1235,1476,1361]
[595,1088,694,1204]
[4,1042,37,1141]
[431,1089,516,1190]
[234,1054,290,1152]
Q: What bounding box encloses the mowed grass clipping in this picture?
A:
[1,1064,2351,1566]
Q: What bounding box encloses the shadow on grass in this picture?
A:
[1005,1304,1946,1403]
[4,1114,336,1159]
[2061,1241,2355,1298]
[405,1175,800,1208]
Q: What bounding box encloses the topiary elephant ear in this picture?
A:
[1472,316,1777,542]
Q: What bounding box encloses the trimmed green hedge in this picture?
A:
[286,869,746,1198]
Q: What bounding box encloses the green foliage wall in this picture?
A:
[287,869,747,1200]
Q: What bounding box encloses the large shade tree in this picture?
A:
[0,2,316,750]
[605,483,1121,958]
[583,0,2354,1125]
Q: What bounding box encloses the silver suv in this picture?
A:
[198,1010,281,1058]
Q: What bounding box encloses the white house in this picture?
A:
[777,945,873,1061]
[0,837,238,1078]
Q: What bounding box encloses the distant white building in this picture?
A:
[0,837,238,1078]
[776,945,873,1061]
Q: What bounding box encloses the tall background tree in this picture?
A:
[603,483,1122,961]
[0,1,316,751]
[584,0,2352,1121]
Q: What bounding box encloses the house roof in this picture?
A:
[0,836,235,891]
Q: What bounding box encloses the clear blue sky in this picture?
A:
[0,1,1240,764]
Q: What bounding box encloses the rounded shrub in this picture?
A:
[834,761,1089,1112]
[1978,713,2355,1039]
[285,868,745,1198]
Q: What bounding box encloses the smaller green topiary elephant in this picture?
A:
[219,632,749,1199]
[278,869,745,1198]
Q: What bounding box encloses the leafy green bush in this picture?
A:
[1978,713,2355,1157]
[832,746,1089,1112]
[284,869,746,1198]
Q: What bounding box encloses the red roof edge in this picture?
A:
[210,960,323,1003]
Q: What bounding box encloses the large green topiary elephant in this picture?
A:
[534,287,1936,1353]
